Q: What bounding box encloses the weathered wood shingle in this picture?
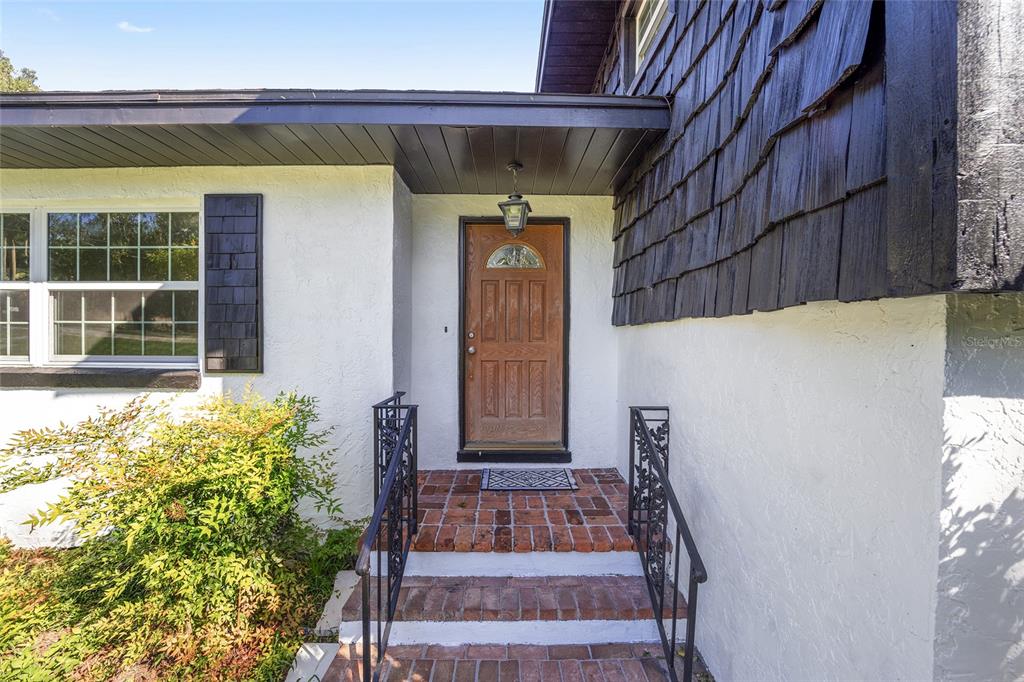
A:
[602,0,886,324]
[204,194,262,372]
[600,0,1024,324]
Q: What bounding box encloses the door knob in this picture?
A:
[467,346,476,355]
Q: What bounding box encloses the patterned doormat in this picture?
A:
[481,468,578,491]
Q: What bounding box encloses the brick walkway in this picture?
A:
[324,643,674,681]
[341,576,680,623]
[415,468,633,553]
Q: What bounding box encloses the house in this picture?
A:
[1,0,1021,680]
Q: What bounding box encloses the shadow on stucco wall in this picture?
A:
[936,457,1024,679]
[936,294,1024,681]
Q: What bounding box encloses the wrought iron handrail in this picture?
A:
[355,393,418,682]
[628,406,708,682]
[372,391,406,408]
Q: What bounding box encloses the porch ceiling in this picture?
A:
[0,89,669,195]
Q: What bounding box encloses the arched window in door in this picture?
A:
[486,243,544,269]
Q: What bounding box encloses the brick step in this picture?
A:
[323,643,675,682]
[397,550,642,577]
[341,576,684,623]
[413,520,635,553]
[417,468,635,553]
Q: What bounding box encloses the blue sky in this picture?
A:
[0,1,545,91]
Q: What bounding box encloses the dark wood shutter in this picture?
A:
[204,194,262,373]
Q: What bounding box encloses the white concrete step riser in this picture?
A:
[337,619,684,646]
[369,551,642,577]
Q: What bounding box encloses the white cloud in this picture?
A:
[117,21,154,33]
[38,8,61,22]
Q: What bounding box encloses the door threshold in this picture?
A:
[457,448,572,464]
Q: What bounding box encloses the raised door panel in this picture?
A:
[465,223,564,447]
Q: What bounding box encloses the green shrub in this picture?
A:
[0,392,357,681]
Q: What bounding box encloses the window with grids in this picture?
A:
[46,212,200,360]
[0,214,30,358]
[634,0,668,73]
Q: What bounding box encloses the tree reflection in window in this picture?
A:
[486,243,543,269]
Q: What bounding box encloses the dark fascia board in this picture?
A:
[535,0,556,92]
[0,89,669,131]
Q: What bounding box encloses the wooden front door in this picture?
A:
[463,222,565,449]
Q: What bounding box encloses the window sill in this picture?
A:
[0,367,201,390]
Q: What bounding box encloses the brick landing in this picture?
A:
[415,468,633,553]
[341,576,679,623]
[324,643,674,682]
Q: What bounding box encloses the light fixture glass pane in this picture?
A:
[486,243,543,269]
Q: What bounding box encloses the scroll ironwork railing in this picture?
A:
[355,392,418,682]
[628,406,708,682]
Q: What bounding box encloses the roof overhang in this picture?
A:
[535,0,619,94]
[0,89,668,195]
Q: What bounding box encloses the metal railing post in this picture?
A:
[359,392,419,682]
[372,406,380,504]
[684,574,699,682]
[411,407,418,535]
[627,405,707,682]
[361,573,371,682]
[627,408,636,534]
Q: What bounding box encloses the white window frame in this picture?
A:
[625,0,672,95]
[0,204,203,370]
[635,0,669,67]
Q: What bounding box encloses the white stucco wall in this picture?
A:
[392,172,414,394]
[0,166,398,540]
[936,294,1024,682]
[408,195,619,470]
[616,296,948,681]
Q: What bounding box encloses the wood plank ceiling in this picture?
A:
[535,0,619,94]
[0,90,669,195]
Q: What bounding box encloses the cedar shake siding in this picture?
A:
[602,0,884,324]
[204,194,263,372]
[579,0,1024,325]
